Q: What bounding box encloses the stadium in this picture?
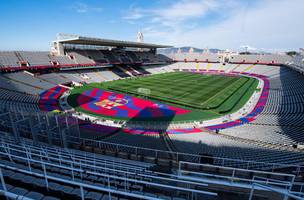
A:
[0,33,304,200]
[1,1,304,199]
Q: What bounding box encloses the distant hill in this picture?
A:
[158,47,221,55]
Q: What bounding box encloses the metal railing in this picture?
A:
[72,136,304,174]
[178,161,295,191]
[249,183,304,200]
[0,140,217,199]
[0,134,150,172]
[0,164,161,200]
[1,129,303,176]
[0,189,34,200]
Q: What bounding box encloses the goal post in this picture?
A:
[137,88,151,97]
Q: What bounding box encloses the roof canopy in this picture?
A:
[56,34,172,49]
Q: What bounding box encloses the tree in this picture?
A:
[286,51,298,56]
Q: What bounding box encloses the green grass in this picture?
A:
[68,72,258,122]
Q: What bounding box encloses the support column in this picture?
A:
[45,114,53,145]
[61,128,68,149]
[9,112,20,143]
[29,115,38,144]
[74,116,81,144]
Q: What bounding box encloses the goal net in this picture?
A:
[137,88,151,96]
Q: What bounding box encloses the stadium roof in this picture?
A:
[56,34,172,49]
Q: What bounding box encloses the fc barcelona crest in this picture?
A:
[95,98,128,109]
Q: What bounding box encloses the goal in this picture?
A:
[137,88,151,97]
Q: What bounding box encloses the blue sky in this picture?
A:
[1,0,303,52]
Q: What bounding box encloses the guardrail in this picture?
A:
[72,136,304,174]
[1,129,303,175]
[249,183,304,200]
[0,164,163,200]
[178,161,295,190]
[0,140,217,198]
[0,189,33,200]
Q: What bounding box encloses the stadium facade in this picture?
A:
[0,34,304,200]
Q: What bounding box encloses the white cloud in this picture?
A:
[155,0,217,21]
[176,0,304,51]
[74,2,88,13]
[123,8,145,20]
[125,0,304,51]
[123,0,232,29]
[72,2,103,13]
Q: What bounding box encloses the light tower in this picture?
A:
[137,31,144,43]
[137,31,144,51]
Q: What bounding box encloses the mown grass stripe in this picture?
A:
[67,71,258,122]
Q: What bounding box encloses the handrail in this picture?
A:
[2,130,304,174]
[75,136,304,172]
[179,161,296,180]
[1,130,304,175]
[290,182,304,195]
[0,163,217,199]
[0,133,148,168]
[0,144,212,191]
[178,170,292,189]
[0,190,34,200]
[253,176,293,185]
[2,103,304,172]
[252,176,293,191]
[1,140,146,172]
[0,164,160,200]
[249,183,304,200]
[177,162,297,190]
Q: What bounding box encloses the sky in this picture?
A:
[0,0,303,52]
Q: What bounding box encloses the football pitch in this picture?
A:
[103,72,258,113]
[68,72,258,121]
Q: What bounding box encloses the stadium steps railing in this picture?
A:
[1,114,304,177]
[249,183,304,200]
[71,135,304,174]
[0,163,165,200]
[0,189,34,200]
[177,161,296,191]
[3,134,304,199]
[0,135,151,172]
[1,107,304,175]
[0,137,218,199]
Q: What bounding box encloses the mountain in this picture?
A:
[158,47,222,55]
